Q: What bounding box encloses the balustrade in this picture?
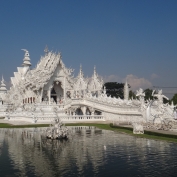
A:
[9,114,104,122]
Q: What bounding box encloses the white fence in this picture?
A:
[8,114,104,123]
[36,115,104,122]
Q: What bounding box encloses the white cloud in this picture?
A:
[125,74,152,91]
[151,73,159,80]
[103,75,122,83]
[103,74,153,91]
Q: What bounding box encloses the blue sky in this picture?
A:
[0,0,177,96]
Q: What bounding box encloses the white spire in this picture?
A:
[21,49,31,67]
[44,45,49,55]
[79,64,84,77]
[1,75,5,87]
[80,64,82,72]
[94,66,96,76]
[124,81,129,100]
[0,75,7,93]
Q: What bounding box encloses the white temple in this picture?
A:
[0,48,175,125]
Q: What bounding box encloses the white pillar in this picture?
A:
[81,106,86,115]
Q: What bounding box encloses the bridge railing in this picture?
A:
[35,115,104,121]
[60,115,104,121]
[8,114,104,122]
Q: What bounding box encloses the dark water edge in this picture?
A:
[0,127,177,177]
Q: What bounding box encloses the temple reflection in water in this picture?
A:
[0,128,177,176]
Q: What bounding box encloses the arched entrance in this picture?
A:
[75,108,83,115]
[51,81,63,104]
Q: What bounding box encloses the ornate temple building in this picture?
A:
[0,48,175,124]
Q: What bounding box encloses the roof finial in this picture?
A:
[1,75,4,83]
[94,65,97,76]
[44,45,49,55]
[21,49,31,67]
[124,80,129,100]
[79,64,83,77]
[0,75,7,92]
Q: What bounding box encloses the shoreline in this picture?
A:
[0,120,177,143]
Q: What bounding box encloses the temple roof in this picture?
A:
[23,52,61,90]
[87,67,103,91]
[73,65,87,90]
[15,51,73,91]
[10,49,103,95]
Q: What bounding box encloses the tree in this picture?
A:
[171,93,177,105]
[129,90,136,99]
[104,82,125,99]
[144,89,154,101]
[104,82,131,99]
[144,88,170,104]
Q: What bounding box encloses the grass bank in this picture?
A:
[66,123,177,143]
[0,122,177,142]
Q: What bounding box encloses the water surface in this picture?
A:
[0,127,177,177]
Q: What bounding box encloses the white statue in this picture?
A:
[152,89,169,104]
[132,122,144,134]
[136,88,145,101]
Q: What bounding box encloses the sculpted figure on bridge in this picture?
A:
[152,89,169,104]
[136,88,145,102]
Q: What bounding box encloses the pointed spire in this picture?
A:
[1,75,4,84]
[92,66,97,80]
[94,65,96,75]
[1,75,5,87]
[0,75,7,93]
[80,64,82,72]
[21,49,31,67]
[124,80,129,100]
[79,64,84,77]
[44,45,49,55]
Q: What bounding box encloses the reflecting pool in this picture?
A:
[0,127,177,177]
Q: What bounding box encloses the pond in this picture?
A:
[0,127,177,177]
